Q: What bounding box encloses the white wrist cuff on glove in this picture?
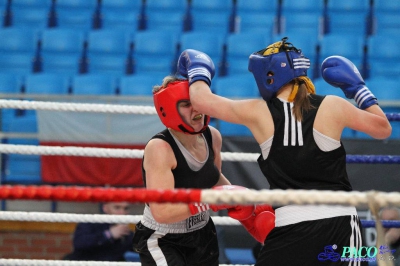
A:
[188,68,211,84]
[354,86,377,109]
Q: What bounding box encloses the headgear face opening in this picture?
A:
[153,80,210,134]
[248,37,311,101]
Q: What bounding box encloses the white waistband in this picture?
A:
[275,205,358,227]
[141,205,209,233]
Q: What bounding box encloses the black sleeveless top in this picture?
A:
[142,127,220,189]
[258,94,352,191]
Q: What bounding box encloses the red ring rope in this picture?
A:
[0,185,202,203]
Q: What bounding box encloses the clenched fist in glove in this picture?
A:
[321,55,378,109]
[235,204,275,243]
[177,49,215,86]
[209,185,255,220]
[188,185,255,219]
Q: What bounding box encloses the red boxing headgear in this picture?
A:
[153,80,210,134]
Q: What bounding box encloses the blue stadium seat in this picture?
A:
[55,0,98,30]
[11,0,53,10]
[364,77,400,139]
[10,0,52,30]
[3,117,41,184]
[40,28,86,76]
[87,29,133,77]
[191,12,231,34]
[372,13,400,36]
[225,32,270,76]
[3,138,41,184]
[179,32,225,77]
[236,0,277,15]
[279,13,322,39]
[0,0,6,9]
[72,74,117,95]
[146,0,188,12]
[0,72,23,94]
[101,0,142,31]
[312,78,343,98]
[190,0,233,34]
[0,27,39,75]
[145,10,186,34]
[325,0,370,36]
[24,73,70,94]
[219,120,252,137]
[214,74,259,98]
[373,0,400,15]
[133,30,179,76]
[365,77,400,101]
[213,74,257,137]
[235,12,276,35]
[281,0,325,15]
[119,73,165,96]
[319,33,365,73]
[11,0,52,9]
[101,0,142,10]
[366,34,400,79]
[326,12,369,37]
[146,0,188,32]
[191,0,233,13]
[0,73,23,132]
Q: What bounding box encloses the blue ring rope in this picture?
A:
[346,155,400,164]
[386,113,400,122]
[361,220,400,228]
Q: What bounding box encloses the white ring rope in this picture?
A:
[0,143,258,161]
[0,259,252,266]
[0,211,240,225]
[0,99,156,114]
[201,189,400,207]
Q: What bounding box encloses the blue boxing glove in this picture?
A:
[177,49,215,86]
[321,55,378,109]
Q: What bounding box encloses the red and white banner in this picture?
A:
[37,104,164,187]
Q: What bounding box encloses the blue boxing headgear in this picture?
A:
[248,37,311,101]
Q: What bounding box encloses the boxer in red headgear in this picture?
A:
[153,79,210,134]
[133,76,275,266]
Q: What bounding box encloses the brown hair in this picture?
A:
[152,76,185,93]
[291,78,315,121]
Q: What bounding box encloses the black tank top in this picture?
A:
[258,95,352,191]
[142,127,220,189]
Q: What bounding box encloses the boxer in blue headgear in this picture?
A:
[248,37,315,102]
[178,37,391,266]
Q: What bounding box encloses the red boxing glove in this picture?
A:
[189,185,254,216]
[228,205,256,221]
[209,185,255,220]
[239,204,275,243]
